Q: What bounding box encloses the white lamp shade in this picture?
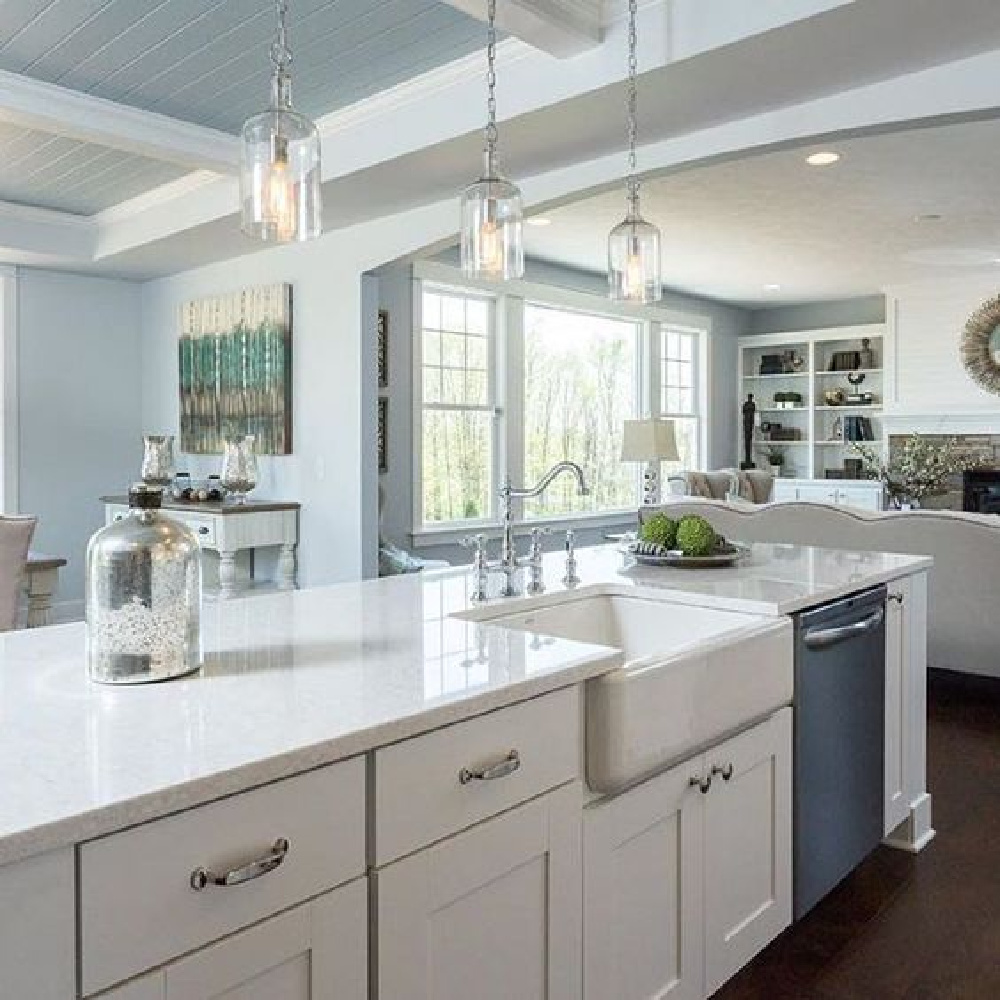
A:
[621,419,679,462]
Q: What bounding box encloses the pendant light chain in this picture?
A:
[626,0,640,215]
[270,0,292,74]
[485,0,499,175]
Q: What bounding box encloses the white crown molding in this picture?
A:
[0,68,239,175]
[439,0,603,56]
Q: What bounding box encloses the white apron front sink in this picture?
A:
[457,593,793,793]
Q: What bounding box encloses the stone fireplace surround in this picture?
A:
[884,411,1000,511]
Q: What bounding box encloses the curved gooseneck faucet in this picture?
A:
[496,461,590,595]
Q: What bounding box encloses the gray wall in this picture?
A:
[18,269,143,608]
[376,254,748,564]
[747,295,886,335]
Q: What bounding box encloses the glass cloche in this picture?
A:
[86,484,202,684]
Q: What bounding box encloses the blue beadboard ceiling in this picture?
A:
[0,0,486,133]
[0,0,486,214]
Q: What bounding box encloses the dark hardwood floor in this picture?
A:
[716,669,1000,1000]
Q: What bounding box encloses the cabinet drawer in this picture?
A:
[172,512,216,547]
[375,686,580,866]
[80,758,365,996]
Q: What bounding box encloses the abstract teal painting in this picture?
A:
[178,284,292,455]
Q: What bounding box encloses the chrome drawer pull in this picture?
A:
[689,774,712,794]
[198,527,210,535]
[189,837,289,891]
[459,749,520,785]
[711,763,734,782]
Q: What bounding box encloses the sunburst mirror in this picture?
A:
[961,294,1000,394]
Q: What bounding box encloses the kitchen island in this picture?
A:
[0,542,931,1000]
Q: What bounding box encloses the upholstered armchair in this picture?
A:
[681,469,775,504]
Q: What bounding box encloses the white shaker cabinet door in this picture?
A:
[102,880,367,1000]
[377,782,582,1000]
[583,760,705,1000]
[703,708,793,996]
[0,849,75,1000]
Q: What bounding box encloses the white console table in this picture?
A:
[772,478,884,511]
[102,496,300,596]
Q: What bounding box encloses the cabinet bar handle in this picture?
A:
[459,749,520,785]
[198,526,210,535]
[189,837,289,891]
[888,592,904,605]
[689,774,712,794]
[711,763,734,782]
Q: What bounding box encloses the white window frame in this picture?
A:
[412,280,502,533]
[654,322,708,471]
[412,261,710,541]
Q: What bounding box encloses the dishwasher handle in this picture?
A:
[802,606,884,650]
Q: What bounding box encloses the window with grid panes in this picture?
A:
[419,288,496,525]
[660,327,701,472]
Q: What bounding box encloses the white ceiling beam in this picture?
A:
[440,0,603,57]
[0,69,239,175]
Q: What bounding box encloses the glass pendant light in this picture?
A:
[460,0,524,281]
[240,0,322,243]
[608,0,662,302]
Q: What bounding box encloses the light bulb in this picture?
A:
[479,218,504,275]
[623,251,645,300]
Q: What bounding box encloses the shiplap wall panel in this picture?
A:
[890,275,1000,412]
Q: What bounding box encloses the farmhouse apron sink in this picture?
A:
[456,592,793,793]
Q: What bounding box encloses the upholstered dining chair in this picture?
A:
[0,516,36,631]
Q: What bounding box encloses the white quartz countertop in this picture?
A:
[565,541,932,616]
[0,541,929,867]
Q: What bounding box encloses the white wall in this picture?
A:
[17,269,143,607]
[885,275,1000,419]
[139,199,467,588]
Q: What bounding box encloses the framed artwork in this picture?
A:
[377,309,389,389]
[178,283,293,455]
[378,397,388,473]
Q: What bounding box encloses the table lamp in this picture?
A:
[621,418,679,505]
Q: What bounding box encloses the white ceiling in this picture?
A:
[524,118,1000,308]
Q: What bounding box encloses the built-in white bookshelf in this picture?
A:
[738,325,886,481]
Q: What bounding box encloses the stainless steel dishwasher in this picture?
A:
[793,585,886,918]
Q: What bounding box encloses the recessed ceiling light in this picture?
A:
[763,283,781,291]
[526,217,552,227]
[805,151,841,167]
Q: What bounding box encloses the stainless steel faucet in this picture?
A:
[462,461,590,601]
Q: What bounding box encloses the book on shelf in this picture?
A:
[843,415,874,442]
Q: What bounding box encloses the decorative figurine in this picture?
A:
[742,394,757,469]
[859,337,876,370]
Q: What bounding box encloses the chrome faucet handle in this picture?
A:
[460,534,490,603]
[562,529,580,587]
[526,528,550,596]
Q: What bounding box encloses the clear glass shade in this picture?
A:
[460,171,524,281]
[608,210,662,303]
[240,106,322,243]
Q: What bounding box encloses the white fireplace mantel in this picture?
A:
[882,409,1000,437]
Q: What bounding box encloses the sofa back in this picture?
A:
[641,500,998,677]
